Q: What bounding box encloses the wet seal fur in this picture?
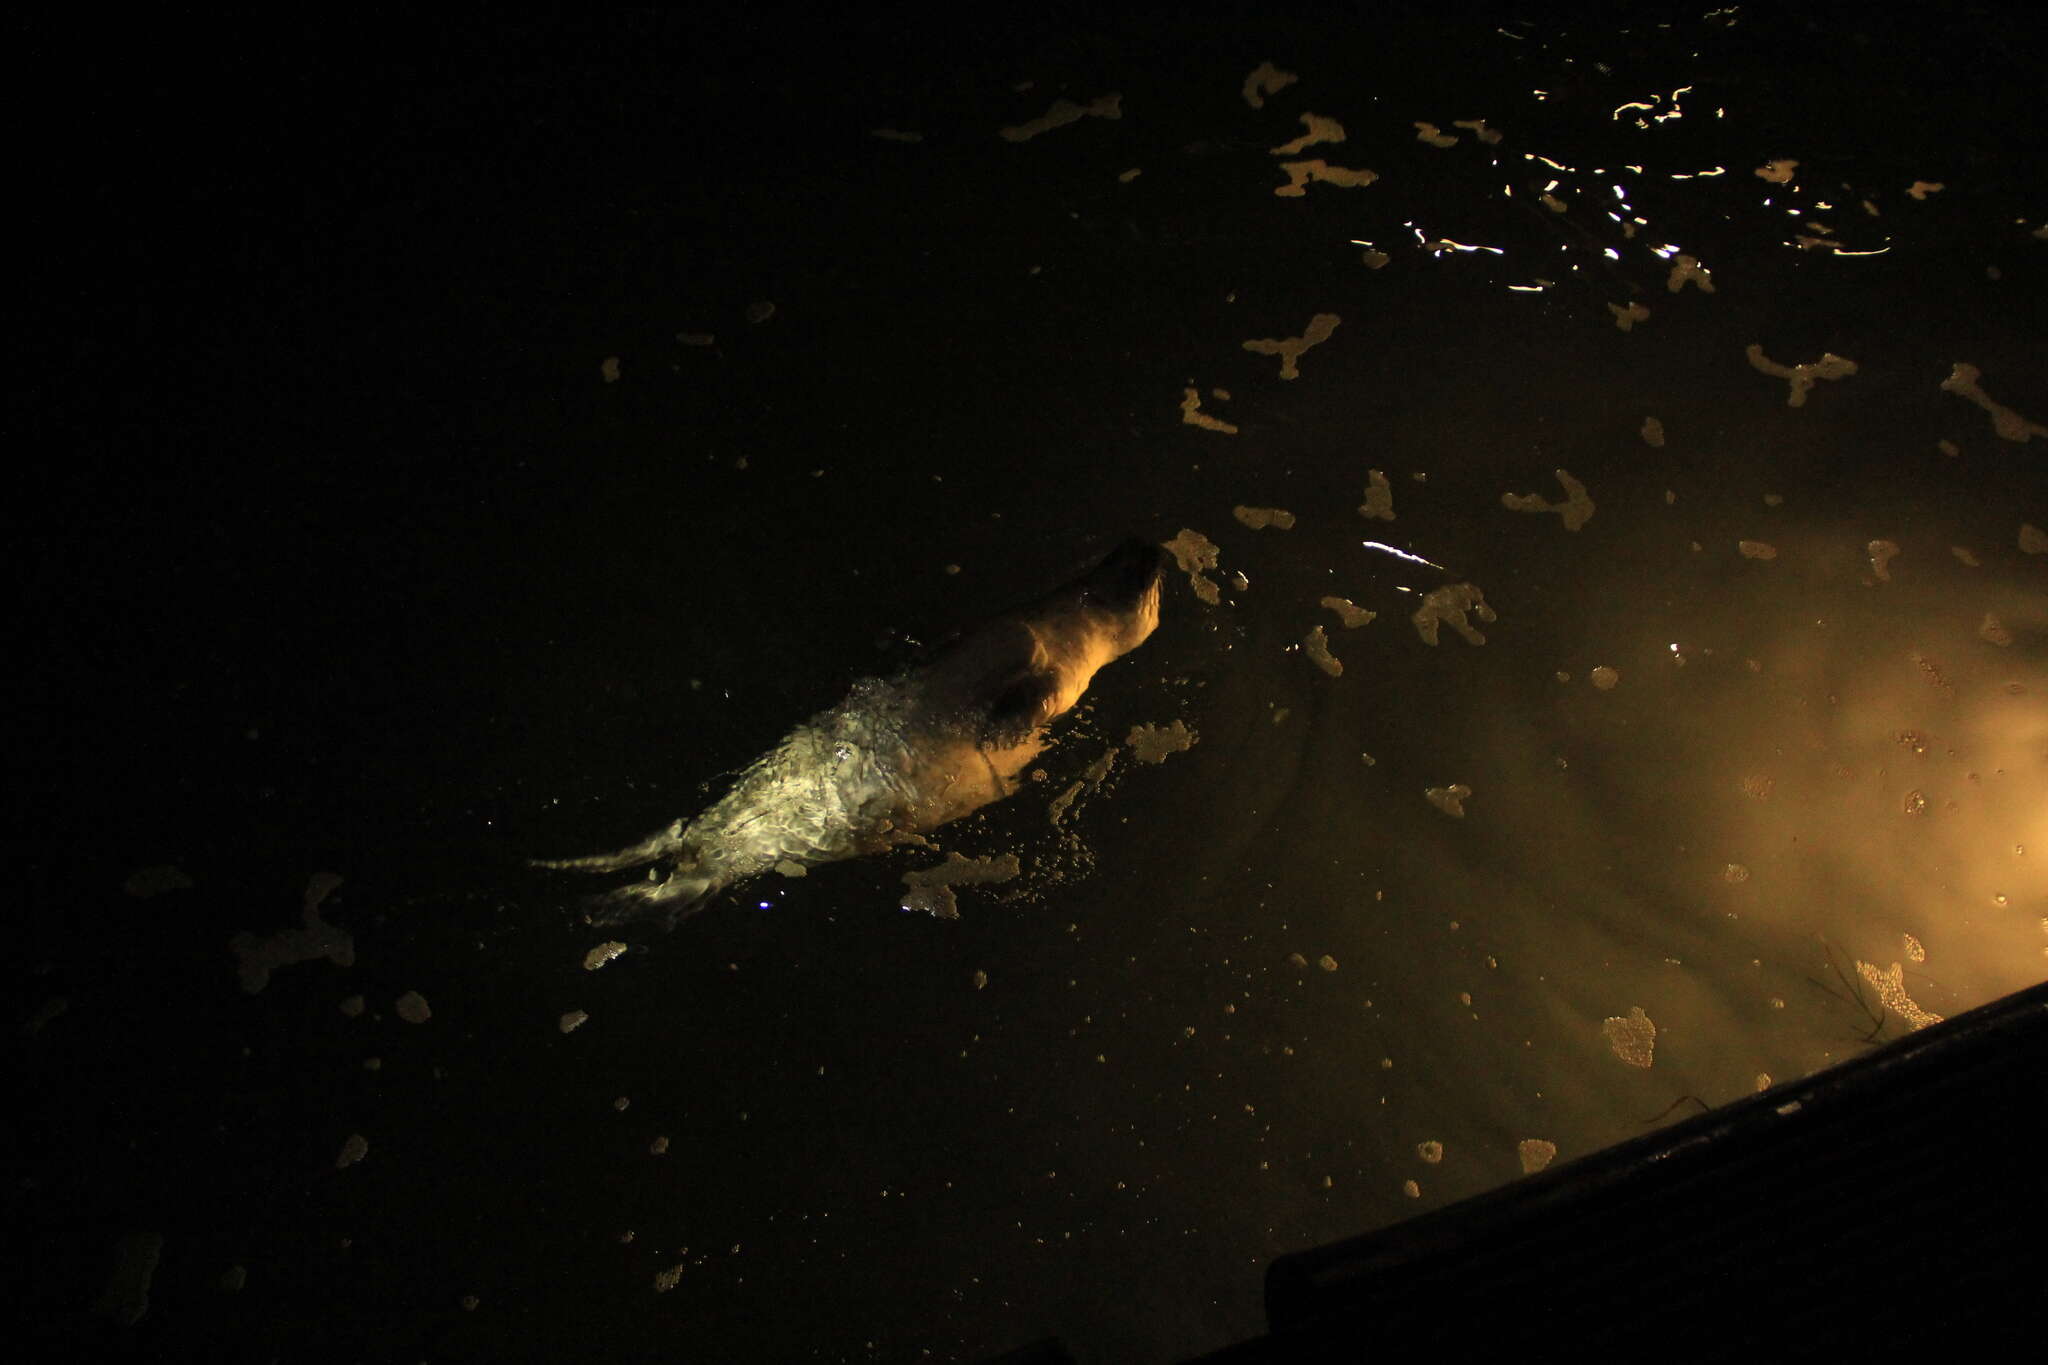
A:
[534,540,1167,933]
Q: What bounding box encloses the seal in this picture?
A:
[534,539,1167,932]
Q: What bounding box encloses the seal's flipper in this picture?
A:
[533,821,708,934]
[530,822,683,875]
[582,868,717,936]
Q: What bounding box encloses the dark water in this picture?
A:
[18,7,2046,1361]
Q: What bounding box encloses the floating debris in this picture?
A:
[1241,61,1298,109]
[1856,960,1944,1030]
[1243,313,1341,378]
[1746,343,1857,407]
[1425,784,1472,818]
[900,852,1021,920]
[1180,386,1238,434]
[583,942,629,971]
[1666,254,1715,293]
[1303,625,1343,677]
[230,872,354,994]
[1127,719,1197,764]
[1164,527,1223,604]
[1271,112,1345,155]
[1233,505,1296,530]
[1501,468,1595,531]
[1411,583,1495,646]
[1609,301,1652,331]
[999,93,1121,143]
[1320,596,1376,628]
[93,1231,164,1325]
[1601,1006,1657,1067]
[1358,469,1396,521]
[1273,160,1378,197]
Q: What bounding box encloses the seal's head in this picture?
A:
[915,539,1167,745]
[1064,539,1168,656]
[1008,539,1167,722]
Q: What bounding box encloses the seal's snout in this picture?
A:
[1076,539,1169,613]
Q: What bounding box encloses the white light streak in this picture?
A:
[1362,541,1447,570]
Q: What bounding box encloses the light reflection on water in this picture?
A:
[1030,381,2043,1352]
[951,29,2046,1355]
[1153,489,2043,1169]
